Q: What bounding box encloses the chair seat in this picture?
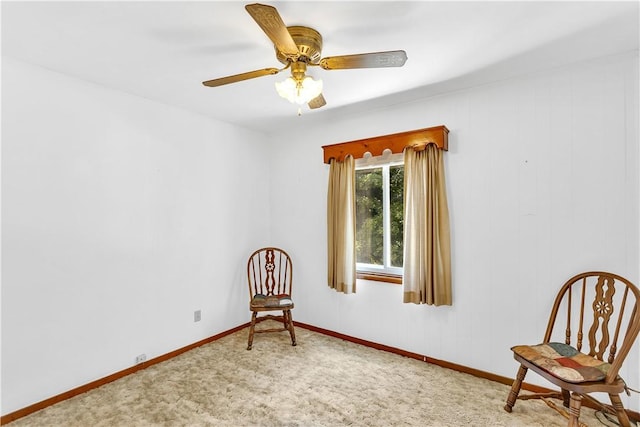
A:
[250,293,293,310]
[512,342,610,383]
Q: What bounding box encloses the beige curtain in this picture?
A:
[327,156,356,294]
[403,145,452,305]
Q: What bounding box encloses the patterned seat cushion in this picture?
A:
[512,342,610,383]
[250,294,293,309]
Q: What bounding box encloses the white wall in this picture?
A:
[268,51,640,410]
[1,58,272,414]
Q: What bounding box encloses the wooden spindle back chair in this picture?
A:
[504,271,640,426]
[246,247,296,350]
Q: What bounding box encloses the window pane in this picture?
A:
[389,165,404,267]
[355,168,383,265]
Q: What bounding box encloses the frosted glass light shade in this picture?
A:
[275,76,323,105]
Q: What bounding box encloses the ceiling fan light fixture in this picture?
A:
[203,4,408,112]
[275,75,323,105]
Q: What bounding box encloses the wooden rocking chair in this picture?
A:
[504,271,640,426]
[246,247,297,350]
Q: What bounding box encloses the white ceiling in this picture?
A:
[2,1,638,134]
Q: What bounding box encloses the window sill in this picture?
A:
[356,272,402,285]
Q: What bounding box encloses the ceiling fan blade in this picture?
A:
[319,50,408,70]
[308,93,326,110]
[245,3,299,59]
[202,67,280,87]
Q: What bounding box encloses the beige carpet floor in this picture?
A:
[8,322,615,426]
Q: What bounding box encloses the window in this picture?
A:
[355,154,404,279]
[323,125,449,292]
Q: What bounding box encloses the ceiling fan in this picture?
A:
[202,3,408,111]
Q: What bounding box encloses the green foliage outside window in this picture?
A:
[355,169,383,264]
[355,166,404,268]
[389,165,404,267]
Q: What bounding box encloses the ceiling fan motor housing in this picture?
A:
[276,26,323,64]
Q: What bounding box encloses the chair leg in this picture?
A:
[608,393,631,427]
[561,389,570,408]
[504,364,528,413]
[285,309,297,346]
[568,392,582,427]
[247,311,258,350]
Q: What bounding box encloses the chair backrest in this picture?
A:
[544,271,640,383]
[247,247,293,299]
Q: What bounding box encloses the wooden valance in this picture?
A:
[322,125,449,163]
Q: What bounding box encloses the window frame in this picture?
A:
[354,152,404,283]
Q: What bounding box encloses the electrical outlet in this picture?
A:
[194,310,201,322]
[135,354,147,364]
